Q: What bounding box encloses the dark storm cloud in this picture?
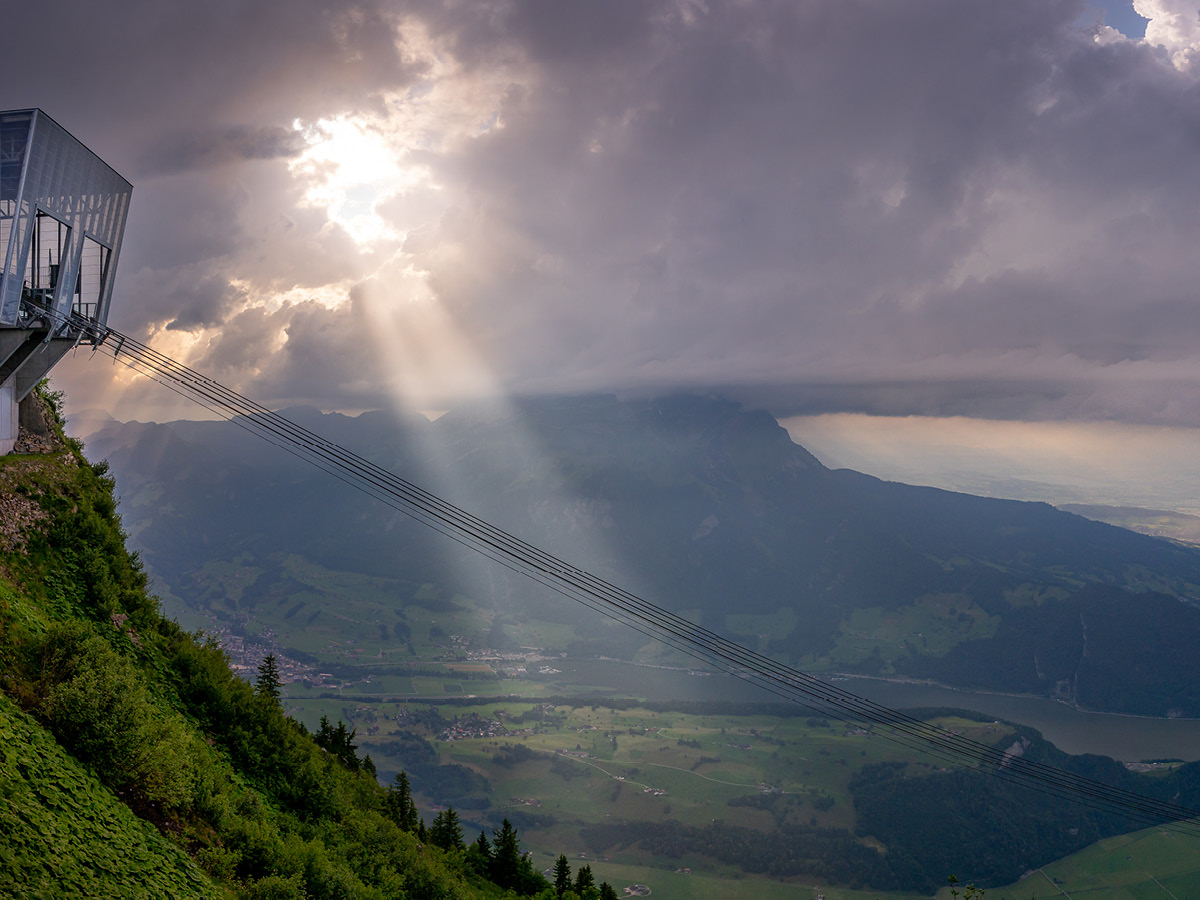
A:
[138,125,305,177]
[714,377,1200,427]
[1,0,416,155]
[9,0,1200,426]
[389,0,1200,424]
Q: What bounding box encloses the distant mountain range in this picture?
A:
[82,394,1200,716]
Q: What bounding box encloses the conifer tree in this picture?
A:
[553,854,572,899]
[386,770,419,831]
[473,830,491,859]
[599,882,618,900]
[332,719,359,770]
[574,863,595,898]
[430,809,447,848]
[430,806,465,851]
[490,818,521,889]
[446,806,464,850]
[466,829,492,877]
[314,715,361,770]
[255,654,281,705]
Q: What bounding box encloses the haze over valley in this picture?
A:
[62,392,1200,895]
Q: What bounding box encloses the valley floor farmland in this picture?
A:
[277,687,1200,897]
[309,696,993,895]
[172,566,1200,894]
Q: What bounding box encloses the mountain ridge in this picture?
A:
[82,392,1200,716]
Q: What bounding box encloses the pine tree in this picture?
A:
[466,829,492,877]
[574,863,595,898]
[430,806,464,851]
[599,882,618,900]
[430,810,447,848]
[314,716,361,770]
[490,818,521,890]
[332,719,359,770]
[316,714,333,746]
[553,854,572,899]
[446,806,464,850]
[386,770,419,831]
[255,654,281,705]
[472,830,491,859]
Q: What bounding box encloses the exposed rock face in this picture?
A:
[0,488,48,553]
[13,392,60,454]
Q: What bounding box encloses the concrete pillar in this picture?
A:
[0,382,15,455]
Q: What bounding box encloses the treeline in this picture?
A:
[849,735,1200,889]
[899,584,1200,716]
[376,732,493,808]
[580,819,918,891]
[850,761,1127,889]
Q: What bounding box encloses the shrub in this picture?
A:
[37,622,195,811]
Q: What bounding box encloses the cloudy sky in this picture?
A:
[6,0,1200,506]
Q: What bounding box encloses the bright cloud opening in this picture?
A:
[289,115,432,248]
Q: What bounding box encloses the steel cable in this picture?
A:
[40,304,1200,835]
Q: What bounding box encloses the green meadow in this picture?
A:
[983,826,1200,900]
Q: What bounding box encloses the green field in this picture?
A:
[829,594,1000,667]
[984,826,1200,900]
[284,693,1021,894]
[270,683,1200,898]
[177,552,1076,699]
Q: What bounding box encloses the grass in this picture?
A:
[525,852,932,900]
[0,695,218,900]
[352,701,1012,851]
[829,594,998,667]
[981,825,1200,900]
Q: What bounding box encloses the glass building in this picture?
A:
[1,109,131,452]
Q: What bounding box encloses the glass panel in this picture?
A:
[74,235,109,321]
[0,112,31,204]
[23,210,70,307]
[0,112,32,316]
[0,109,131,327]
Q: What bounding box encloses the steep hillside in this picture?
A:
[0,693,217,899]
[84,394,1200,715]
[0,390,551,899]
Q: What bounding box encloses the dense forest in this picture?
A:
[0,388,617,899]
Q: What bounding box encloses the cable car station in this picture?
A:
[0,109,131,453]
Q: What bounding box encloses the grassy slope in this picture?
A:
[985,826,1200,900]
[0,694,218,900]
[0,395,523,900]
